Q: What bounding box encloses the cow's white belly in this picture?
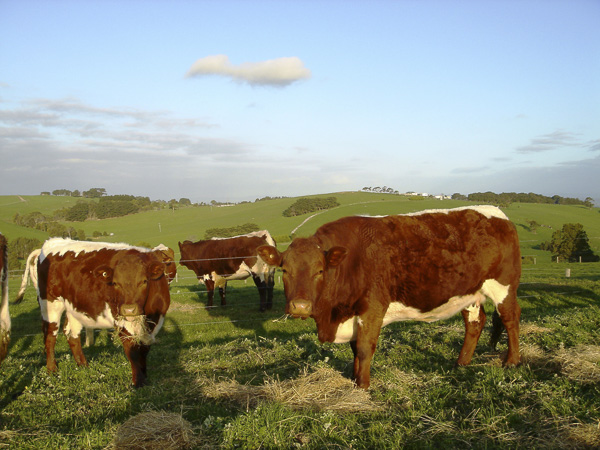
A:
[66,301,116,329]
[333,279,510,343]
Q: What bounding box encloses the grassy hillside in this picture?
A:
[2,192,599,259]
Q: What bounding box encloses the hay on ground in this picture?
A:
[555,345,600,384]
[200,366,381,413]
[109,411,195,450]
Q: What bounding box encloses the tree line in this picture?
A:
[451,191,594,207]
[282,197,340,217]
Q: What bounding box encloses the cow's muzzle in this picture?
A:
[120,304,142,318]
[288,299,312,318]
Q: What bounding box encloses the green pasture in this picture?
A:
[1,261,599,448]
[1,193,600,447]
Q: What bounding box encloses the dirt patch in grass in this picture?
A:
[198,366,381,413]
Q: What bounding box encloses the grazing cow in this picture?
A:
[0,233,10,366]
[178,230,276,311]
[37,238,171,387]
[16,245,177,347]
[258,206,522,389]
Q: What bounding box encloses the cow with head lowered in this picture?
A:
[0,233,10,366]
[178,230,276,311]
[258,206,522,389]
[37,238,171,387]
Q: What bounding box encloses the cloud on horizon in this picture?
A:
[516,130,584,153]
[186,55,311,87]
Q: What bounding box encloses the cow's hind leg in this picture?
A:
[205,279,215,307]
[457,303,486,366]
[218,283,226,306]
[40,298,64,372]
[64,315,88,367]
[43,320,60,372]
[266,269,275,310]
[496,286,521,367]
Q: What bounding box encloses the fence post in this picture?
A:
[565,268,571,278]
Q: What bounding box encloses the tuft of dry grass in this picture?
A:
[555,345,600,384]
[108,411,196,450]
[199,366,381,413]
[490,343,600,384]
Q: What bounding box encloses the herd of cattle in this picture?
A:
[0,205,522,389]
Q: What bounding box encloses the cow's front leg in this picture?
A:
[119,329,146,388]
[350,314,383,389]
[253,275,268,312]
[456,303,486,366]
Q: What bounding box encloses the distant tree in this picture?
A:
[8,237,43,270]
[547,223,599,262]
[72,190,81,197]
[66,202,90,222]
[452,193,467,201]
[83,188,106,198]
[282,197,340,217]
[526,219,540,234]
[584,197,594,208]
[179,198,192,206]
[204,223,260,239]
[52,189,72,196]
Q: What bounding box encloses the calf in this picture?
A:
[258,206,522,389]
[178,230,276,311]
[37,238,171,387]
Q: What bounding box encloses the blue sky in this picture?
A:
[1,0,599,203]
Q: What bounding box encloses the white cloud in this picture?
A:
[186,55,311,87]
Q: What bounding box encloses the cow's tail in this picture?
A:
[14,248,40,304]
[0,235,10,365]
[489,309,505,350]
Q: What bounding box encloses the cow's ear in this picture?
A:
[325,247,347,267]
[257,245,282,266]
[148,262,164,280]
[94,265,113,283]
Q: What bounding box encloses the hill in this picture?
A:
[1,192,599,261]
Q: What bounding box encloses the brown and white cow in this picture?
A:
[0,233,10,366]
[37,238,171,387]
[258,206,522,389]
[16,244,177,347]
[178,230,276,311]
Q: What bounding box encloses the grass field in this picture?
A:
[1,193,600,448]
